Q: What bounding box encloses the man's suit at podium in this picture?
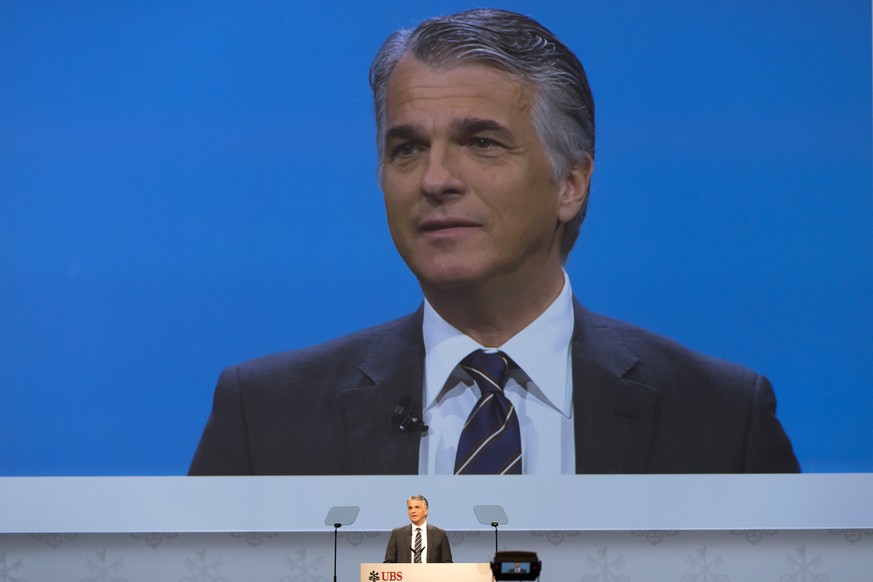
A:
[384,496,452,563]
[384,523,452,563]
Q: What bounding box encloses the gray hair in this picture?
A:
[369,8,595,260]
[408,495,429,508]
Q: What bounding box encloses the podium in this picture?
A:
[360,562,493,582]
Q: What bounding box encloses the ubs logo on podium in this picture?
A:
[368,571,403,581]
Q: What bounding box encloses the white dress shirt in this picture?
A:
[418,272,576,474]
[411,521,428,563]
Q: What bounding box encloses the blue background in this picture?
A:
[1,1,871,475]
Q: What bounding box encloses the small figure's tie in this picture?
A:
[413,527,422,563]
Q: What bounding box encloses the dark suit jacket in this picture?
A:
[383,523,453,563]
[189,300,799,475]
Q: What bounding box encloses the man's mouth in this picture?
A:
[419,217,480,232]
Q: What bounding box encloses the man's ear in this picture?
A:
[557,153,593,224]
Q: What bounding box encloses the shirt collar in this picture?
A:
[422,271,574,415]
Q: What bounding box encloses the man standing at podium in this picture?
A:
[384,495,453,563]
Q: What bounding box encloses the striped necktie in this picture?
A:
[454,350,522,474]
[413,527,422,563]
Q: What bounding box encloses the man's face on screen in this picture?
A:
[380,57,585,298]
[407,498,428,526]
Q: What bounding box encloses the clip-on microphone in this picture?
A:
[391,395,429,432]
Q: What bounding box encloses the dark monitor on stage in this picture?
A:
[492,551,541,581]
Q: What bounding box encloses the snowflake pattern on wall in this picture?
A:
[729,530,778,545]
[281,548,327,582]
[581,546,629,582]
[0,551,27,582]
[82,549,127,582]
[531,530,580,547]
[180,548,226,582]
[230,532,279,547]
[781,546,828,582]
[447,531,481,547]
[345,532,381,547]
[828,529,873,545]
[629,530,679,546]
[681,546,728,582]
[28,533,78,549]
[129,532,179,548]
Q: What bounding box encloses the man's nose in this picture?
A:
[420,145,465,201]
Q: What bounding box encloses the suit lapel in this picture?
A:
[424,524,436,563]
[338,308,425,474]
[401,524,413,562]
[571,300,660,473]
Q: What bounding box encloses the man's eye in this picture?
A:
[468,137,499,151]
[391,143,421,157]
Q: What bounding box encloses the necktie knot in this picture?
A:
[461,350,509,395]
